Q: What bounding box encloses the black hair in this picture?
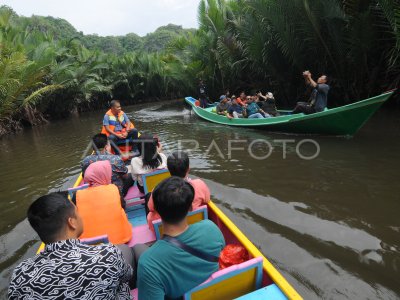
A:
[27,192,75,244]
[153,176,194,224]
[167,151,189,178]
[138,133,162,169]
[110,99,120,108]
[92,133,108,151]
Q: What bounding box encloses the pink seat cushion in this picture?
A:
[128,224,156,247]
[125,185,144,200]
[131,288,138,299]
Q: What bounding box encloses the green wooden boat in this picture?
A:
[185,91,394,136]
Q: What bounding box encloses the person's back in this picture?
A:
[147,151,210,231]
[190,178,210,208]
[131,134,167,192]
[147,178,210,231]
[77,184,132,244]
[9,240,132,299]
[313,83,329,112]
[138,220,224,299]
[8,192,132,300]
[137,176,225,300]
[77,160,132,244]
[81,133,128,196]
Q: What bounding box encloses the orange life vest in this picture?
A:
[76,184,132,244]
[101,109,135,136]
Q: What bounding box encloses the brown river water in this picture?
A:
[0,100,399,299]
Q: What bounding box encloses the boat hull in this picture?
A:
[185,91,394,136]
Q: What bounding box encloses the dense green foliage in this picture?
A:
[0,6,195,134]
[178,0,399,107]
[0,1,399,135]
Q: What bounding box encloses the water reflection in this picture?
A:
[0,100,399,299]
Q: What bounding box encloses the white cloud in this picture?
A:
[1,0,200,36]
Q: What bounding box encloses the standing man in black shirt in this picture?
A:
[198,79,210,108]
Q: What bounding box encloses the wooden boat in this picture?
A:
[185,91,394,136]
[37,169,302,299]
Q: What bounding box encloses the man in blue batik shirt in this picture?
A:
[82,134,130,200]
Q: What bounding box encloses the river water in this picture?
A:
[0,100,399,299]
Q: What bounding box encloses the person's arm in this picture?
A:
[148,194,155,212]
[130,159,139,181]
[308,76,317,88]
[305,72,317,88]
[7,267,23,300]
[123,113,134,132]
[138,261,165,300]
[226,107,233,119]
[201,181,210,204]
[115,157,128,174]
[303,70,312,86]
[113,246,133,283]
[258,92,267,100]
[255,103,264,114]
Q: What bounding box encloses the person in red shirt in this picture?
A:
[147,151,210,231]
[236,91,247,107]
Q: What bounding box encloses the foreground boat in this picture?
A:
[37,169,302,299]
[185,91,394,136]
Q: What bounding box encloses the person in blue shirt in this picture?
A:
[246,96,270,118]
[136,176,225,300]
[292,71,330,114]
[102,100,138,154]
[81,134,130,204]
[227,98,245,118]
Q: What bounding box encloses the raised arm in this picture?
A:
[307,74,317,88]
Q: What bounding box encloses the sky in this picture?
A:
[2,0,200,36]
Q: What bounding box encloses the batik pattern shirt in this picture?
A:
[8,239,132,300]
[81,153,127,194]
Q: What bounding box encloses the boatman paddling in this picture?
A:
[101,100,138,154]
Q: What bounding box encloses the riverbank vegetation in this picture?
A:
[0,1,399,135]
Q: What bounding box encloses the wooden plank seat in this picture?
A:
[184,256,263,300]
[141,168,171,194]
[152,205,208,240]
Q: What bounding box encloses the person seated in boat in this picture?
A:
[101,99,138,154]
[292,71,330,114]
[216,96,231,115]
[236,91,247,106]
[81,133,130,200]
[227,98,245,119]
[130,133,167,194]
[245,96,270,119]
[147,151,210,231]
[75,160,132,244]
[136,176,225,300]
[220,89,231,102]
[258,91,280,116]
[8,192,132,299]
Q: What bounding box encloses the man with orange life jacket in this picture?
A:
[101,100,138,154]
